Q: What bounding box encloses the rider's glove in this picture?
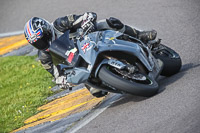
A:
[55,76,71,89]
[81,12,97,34]
[82,12,97,22]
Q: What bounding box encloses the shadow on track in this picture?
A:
[108,63,200,107]
[158,63,200,93]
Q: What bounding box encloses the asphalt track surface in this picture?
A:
[1,0,200,133]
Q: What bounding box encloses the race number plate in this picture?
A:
[108,59,126,69]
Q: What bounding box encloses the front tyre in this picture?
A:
[98,66,159,97]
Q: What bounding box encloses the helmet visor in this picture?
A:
[31,35,49,50]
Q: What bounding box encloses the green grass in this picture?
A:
[0,56,55,133]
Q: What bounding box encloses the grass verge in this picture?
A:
[0,56,55,133]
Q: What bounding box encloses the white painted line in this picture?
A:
[0,30,24,38]
[66,93,122,133]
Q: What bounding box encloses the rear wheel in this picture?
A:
[152,44,182,77]
[98,65,159,97]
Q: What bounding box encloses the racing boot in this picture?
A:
[138,30,157,44]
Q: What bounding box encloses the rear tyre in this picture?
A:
[98,65,159,97]
[153,44,182,77]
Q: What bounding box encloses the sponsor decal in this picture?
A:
[67,52,74,63]
[65,48,77,56]
[109,37,115,40]
[65,48,77,63]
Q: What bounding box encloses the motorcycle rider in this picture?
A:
[24,12,157,97]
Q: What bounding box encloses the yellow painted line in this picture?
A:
[38,88,90,111]
[12,88,105,133]
[24,91,92,124]
[0,34,28,55]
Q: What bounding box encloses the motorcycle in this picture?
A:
[49,28,181,97]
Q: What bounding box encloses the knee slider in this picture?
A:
[106,17,124,29]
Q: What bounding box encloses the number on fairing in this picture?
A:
[108,59,126,69]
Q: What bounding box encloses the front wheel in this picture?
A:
[98,65,159,97]
[152,44,182,77]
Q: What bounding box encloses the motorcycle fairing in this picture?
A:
[50,30,162,84]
